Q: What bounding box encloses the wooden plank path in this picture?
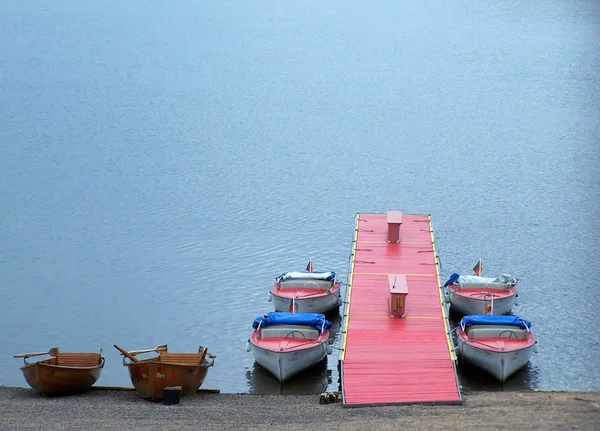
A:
[339,212,462,406]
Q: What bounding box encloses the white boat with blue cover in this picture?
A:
[246,312,332,382]
[443,273,518,315]
[456,315,538,382]
[268,271,342,314]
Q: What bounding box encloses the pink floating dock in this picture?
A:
[339,212,462,406]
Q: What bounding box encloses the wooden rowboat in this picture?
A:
[14,347,104,396]
[114,344,215,400]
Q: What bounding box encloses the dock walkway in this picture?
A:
[339,212,462,406]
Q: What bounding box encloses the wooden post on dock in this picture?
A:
[386,211,403,242]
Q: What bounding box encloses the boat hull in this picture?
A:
[125,360,212,400]
[250,340,328,382]
[21,360,104,396]
[448,288,516,315]
[271,291,341,314]
[457,341,535,382]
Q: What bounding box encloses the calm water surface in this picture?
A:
[1,0,599,394]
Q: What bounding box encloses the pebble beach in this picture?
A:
[1,386,599,431]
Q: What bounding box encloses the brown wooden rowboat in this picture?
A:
[14,347,104,396]
[114,344,215,400]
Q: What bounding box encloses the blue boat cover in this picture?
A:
[460,314,532,330]
[443,273,460,287]
[276,271,336,282]
[252,312,332,331]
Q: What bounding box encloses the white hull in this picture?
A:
[457,341,535,382]
[250,341,328,382]
[449,290,515,315]
[271,292,341,314]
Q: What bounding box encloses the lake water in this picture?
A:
[1,0,599,394]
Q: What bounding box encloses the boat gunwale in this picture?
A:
[448,286,516,299]
[20,356,105,371]
[250,330,329,353]
[271,281,341,296]
[123,357,214,369]
[457,330,536,353]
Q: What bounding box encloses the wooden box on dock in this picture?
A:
[386,211,403,242]
[388,274,408,317]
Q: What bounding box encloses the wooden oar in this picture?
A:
[199,347,208,363]
[128,344,168,355]
[198,346,216,362]
[113,345,139,363]
[14,347,60,359]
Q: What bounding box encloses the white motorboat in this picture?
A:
[455,314,538,382]
[444,272,518,315]
[246,312,332,382]
[268,271,342,314]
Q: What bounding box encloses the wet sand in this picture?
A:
[1,386,599,431]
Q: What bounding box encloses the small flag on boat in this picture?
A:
[485,302,493,314]
[473,259,482,276]
[306,260,313,272]
[289,300,297,313]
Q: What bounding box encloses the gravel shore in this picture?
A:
[1,386,599,431]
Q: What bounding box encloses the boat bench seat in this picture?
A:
[468,325,527,339]
[57,353,101,367]
[279,279,332,289]
[159,353,204,364]
[260,325,320,339]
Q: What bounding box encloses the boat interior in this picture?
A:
[278,279,332,289]
[57,353,103,367]
[158,352,207,364]
[458,282,512,290]
[466,325,528,340]
[33,353,102,367]
[260,325,320,339]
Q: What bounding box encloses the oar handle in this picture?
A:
[14,352,48,359]
[128,349,153,355]
[128,345,168,355]
[14,347,59,359]
[113,345,139,363]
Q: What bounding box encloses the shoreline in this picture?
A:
[1,386,599,430]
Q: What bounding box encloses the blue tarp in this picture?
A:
[252,312,332,331]
[443,273,460,287]
[460,314,532,330]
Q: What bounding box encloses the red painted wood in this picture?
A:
[341,213,462,406]
[386,210,403,242]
